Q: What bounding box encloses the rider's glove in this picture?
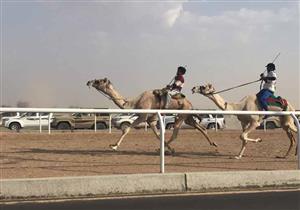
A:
[260,73,264,80]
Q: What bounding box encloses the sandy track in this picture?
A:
[0,129,297,179]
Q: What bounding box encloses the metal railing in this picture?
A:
[1,107,299,171]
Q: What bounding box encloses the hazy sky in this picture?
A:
[1,0,299,109]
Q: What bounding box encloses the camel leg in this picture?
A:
[184,115,218,148]
[235,121,261,159]
[110,114,148,151]
[165,116,185,154]
[276,127,297,158]
[146,116,160,140]
[147,117,175,155]
[287,121,298,156]
[241,121,249,132]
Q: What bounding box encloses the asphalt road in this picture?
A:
[1,190,300,210]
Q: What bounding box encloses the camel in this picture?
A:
[86,78,218,154]
[192,83,298,159]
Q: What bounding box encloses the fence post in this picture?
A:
[291,113,300,169]
[157,112,165,173]
[109,114,112,134]
[39,113,42,133]
[215,115,218,132]
[48,114,51,135]
[94,114,97,133]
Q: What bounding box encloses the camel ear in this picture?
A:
[103,78,107,82]
[208,83,212,88]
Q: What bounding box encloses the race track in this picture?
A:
[0,129,298,179]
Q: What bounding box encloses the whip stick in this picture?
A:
[272,52,281,63]
[212,79,261,95]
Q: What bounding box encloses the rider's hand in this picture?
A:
[260,73,264,80]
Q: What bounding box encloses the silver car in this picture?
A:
[159,114,225,130]
[112,114,148,130]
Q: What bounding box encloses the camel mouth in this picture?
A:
[192,85,206,95]
[86,80,94,88]
[191,87,196,94]
[86,80,100,88]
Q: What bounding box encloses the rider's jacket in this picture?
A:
[171,75,184,92]
[262,71,277,92]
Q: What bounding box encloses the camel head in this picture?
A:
[192,84,215,95]
[86,78,112,94]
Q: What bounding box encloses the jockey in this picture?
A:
[165,66,186,108]
[256,63,283,111]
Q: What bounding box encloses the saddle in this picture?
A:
[152,89,186,99]
[265,96,288,111]
[153,88,168,97]
[153,88,186,109]
[256,94,288,111]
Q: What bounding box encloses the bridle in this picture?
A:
[197,88,228,110]
[91,82,128,106]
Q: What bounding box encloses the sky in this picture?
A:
[1,0,299,110]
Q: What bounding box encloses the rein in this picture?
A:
[94,88,128,107]
[95,88,113,100]
[211,79,261,95]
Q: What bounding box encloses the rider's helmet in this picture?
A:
[265,63,276,72]
[177,66,186,75]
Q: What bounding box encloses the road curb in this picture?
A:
[1,170,299,200]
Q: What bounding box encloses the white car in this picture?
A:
[112,114,148,130]
[197,114,226,129]
[1,112,22,126]
[4,112,53,131]
[159,114,226,130]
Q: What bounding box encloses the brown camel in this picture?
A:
[86,78,218,153]
[192,83,298,159]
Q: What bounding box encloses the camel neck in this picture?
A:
[106,87,133,109]
[208,94,243,111]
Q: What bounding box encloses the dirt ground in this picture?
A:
[0,129,298,179]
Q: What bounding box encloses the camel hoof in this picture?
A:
[109,144,118,151]
[169,148,176,155]
[276,155,286,159]
[230,156,241,160]
[257,138,262,143]
[156,149,174,156]
[212,142,218,147]
[165,150,173,156]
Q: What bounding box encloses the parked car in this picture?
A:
[158,114,226,130]
[51,113,110,130]
[4,112,53,131]
[198,114,226,129]
[1,112,22,126]
[257,116,281,129]
[111,114,148,130]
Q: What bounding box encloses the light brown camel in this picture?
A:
[192,83,298,159]
[86,78,218,154]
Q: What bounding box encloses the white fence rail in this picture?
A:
[1,107,300,171]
